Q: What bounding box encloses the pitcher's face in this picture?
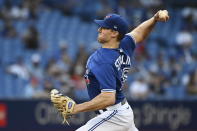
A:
[97,27,113,44]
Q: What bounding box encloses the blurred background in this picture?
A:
[0,0,196,131]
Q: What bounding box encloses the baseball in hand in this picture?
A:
[154,10,169,22]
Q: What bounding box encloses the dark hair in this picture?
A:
[117,33,124,41]
[109,29,124,41]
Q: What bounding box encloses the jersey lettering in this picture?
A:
[115,53,131,83]
[115,55,131,70]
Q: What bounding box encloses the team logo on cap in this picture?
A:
[105,15,112,19]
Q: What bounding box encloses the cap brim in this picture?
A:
[94,20,110,29]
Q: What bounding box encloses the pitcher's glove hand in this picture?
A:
[50,89,76,125]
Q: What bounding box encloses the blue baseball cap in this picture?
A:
[94,14,129,35]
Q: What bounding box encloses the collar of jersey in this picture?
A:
[101,47,120,50]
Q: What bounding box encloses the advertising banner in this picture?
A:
[0,100,196,131]
[0,103,7,127]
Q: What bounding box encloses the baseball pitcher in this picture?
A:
[51,10,169,131]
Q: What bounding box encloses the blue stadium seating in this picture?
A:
[0,5,195,100]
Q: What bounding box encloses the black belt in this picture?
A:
[95,98,127,115]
